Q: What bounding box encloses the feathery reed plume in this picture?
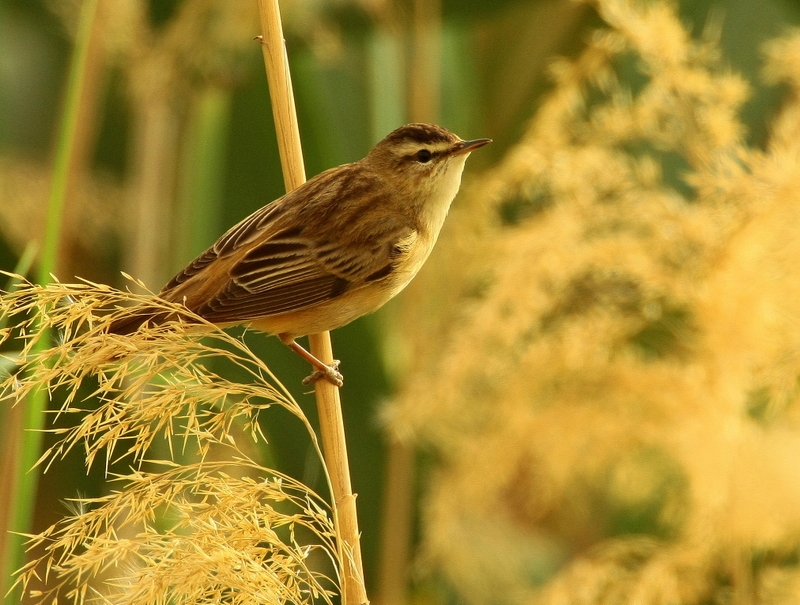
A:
[1,277,342,604]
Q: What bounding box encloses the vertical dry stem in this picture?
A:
[409,0,441,124]
[129,100,179,287]
[255,2,368,603]
[255,4,305,193]
[377,438,415,605]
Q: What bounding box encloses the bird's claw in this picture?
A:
[302,359,343,387]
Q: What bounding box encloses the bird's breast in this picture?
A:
[384,229,436,298]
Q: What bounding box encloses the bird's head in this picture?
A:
[364,123,491,210]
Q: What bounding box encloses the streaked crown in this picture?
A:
[360,123,490,217]
[366,123,463,170]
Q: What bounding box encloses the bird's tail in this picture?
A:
[106,307,174,335]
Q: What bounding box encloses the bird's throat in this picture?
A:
[419,154,470,240]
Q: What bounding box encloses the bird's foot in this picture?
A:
[302,359,343,387]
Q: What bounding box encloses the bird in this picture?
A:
[108,123,491,386]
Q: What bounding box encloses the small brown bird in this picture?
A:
[109,123,490,385]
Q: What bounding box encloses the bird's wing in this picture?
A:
[193,226,416,323]
[160,202,283,293]
[160,194,417,323]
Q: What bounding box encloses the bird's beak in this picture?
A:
[452,138,492,156]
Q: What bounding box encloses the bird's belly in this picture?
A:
[245,279,398,339]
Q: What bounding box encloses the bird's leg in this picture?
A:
[279,335,343,387]
[301,358,342,386]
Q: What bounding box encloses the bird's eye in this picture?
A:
[416,149,432,163]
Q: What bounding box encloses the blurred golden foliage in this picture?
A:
[388,0,800,602]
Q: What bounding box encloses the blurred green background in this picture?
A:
[1,0,799,602]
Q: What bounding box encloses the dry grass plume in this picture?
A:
[1,278,342,604]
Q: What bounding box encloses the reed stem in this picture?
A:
[255,2,368,603]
